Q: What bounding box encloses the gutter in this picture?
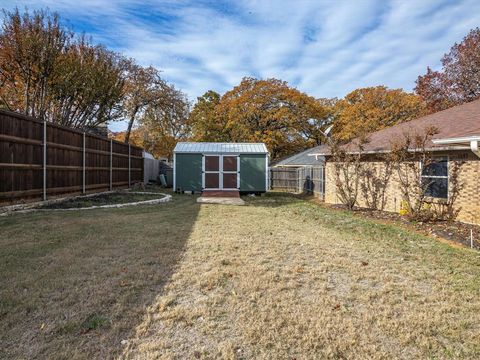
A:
[308,146,472,158]
[432,136,480,158]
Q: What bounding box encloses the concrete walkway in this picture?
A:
[196,197,245,205]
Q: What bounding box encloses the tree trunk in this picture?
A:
[124,107,139,143]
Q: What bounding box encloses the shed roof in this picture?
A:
[174,142,268,154]
[272,145,325,167]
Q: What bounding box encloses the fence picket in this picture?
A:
[270,166,325,199]
[0,110,144,203]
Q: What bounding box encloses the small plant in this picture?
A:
[81,314,108,332]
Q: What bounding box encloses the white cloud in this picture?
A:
[2,0,480,131]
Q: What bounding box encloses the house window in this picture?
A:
[421,157,448,199]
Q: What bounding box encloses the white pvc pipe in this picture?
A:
[110,140,113,191]
[471,140,479,158]
[82,132,86,194]
[43,121,47,201]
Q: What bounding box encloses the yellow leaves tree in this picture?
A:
[333,86,426,142]
[110,126,169,159]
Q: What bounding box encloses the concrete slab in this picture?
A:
[196,197,245,205]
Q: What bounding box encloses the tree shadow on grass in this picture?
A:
[0,193,200,359]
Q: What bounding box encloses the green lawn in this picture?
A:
[1,193,479,359]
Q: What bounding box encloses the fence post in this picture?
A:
[128,144,131,188]
[110,139,113,191]
[309,167,313,193]
[82,132,86,194]
[43,121,47,201]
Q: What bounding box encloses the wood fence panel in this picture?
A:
[269,167,300,192]
[270,166,325,199]
[0,110,144,204]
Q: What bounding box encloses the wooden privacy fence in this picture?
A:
[0,110,144,203]
[270,166,325,199]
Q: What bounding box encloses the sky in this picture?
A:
[2,0,480,131]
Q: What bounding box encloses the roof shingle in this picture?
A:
[311,99,480,155]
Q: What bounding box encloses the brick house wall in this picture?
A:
[324,151,480,225]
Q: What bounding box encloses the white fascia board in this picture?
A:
[309,146,472,157]
[432,136,480,144]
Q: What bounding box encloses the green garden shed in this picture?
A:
[173,142,269,195]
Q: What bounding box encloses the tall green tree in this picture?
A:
[189,90,222,141]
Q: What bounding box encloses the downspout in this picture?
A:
[471,140,480,158]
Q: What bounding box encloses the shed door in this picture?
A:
[203,155,239,190]
[222,156,238,189]
[204,155,220,189]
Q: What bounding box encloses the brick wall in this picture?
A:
[324,151,480,225]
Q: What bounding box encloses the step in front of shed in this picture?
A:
[201,190,240,198]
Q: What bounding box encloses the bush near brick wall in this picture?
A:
[324,151,480,225]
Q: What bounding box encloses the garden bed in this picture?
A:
[0,190,171,216]
[324,202,480,250]
[39,192,167,209]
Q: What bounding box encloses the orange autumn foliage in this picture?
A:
[333,86,426,142]
[210,77,331,159]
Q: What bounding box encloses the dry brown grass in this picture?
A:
[122,194,480,359]
[0,191,200,359]
[1,192,480,359]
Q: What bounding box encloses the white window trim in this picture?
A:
[202,154,240,190]
[420,155,449,199]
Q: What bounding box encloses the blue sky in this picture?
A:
[3,0,480,131]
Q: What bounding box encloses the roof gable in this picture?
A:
[273,145,326,166]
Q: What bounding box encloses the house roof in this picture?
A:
[272,145,326,167]
[174,142,268,154]
[310,98,480,156]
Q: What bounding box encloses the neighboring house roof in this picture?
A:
[174,142,268,154]
[310,98,480,156]
[272,145,326,167]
